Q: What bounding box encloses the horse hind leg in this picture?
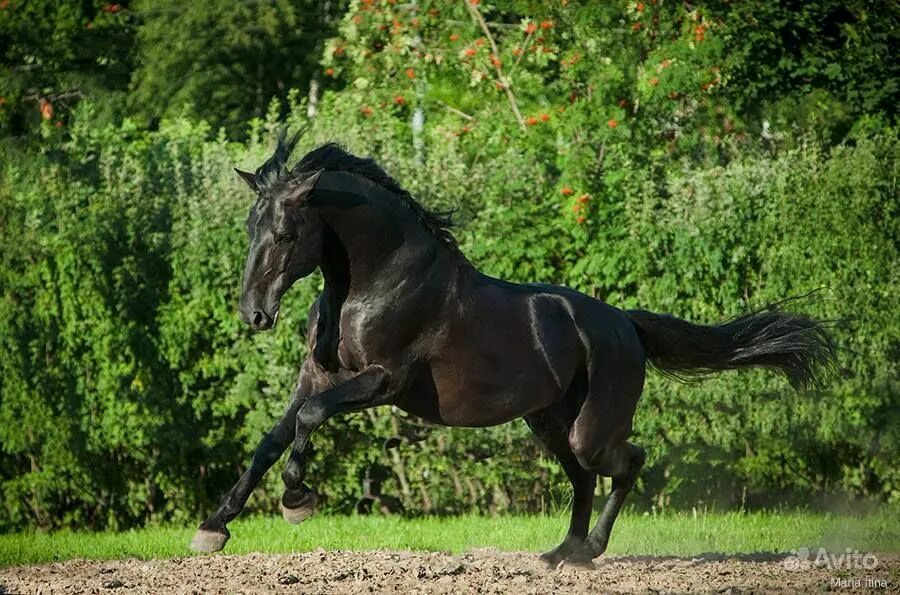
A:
[524,407,596,568]
[570,441,646,565]
[565,362,645,565]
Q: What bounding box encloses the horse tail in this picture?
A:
[626,301,837,391]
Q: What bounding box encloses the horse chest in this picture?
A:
[334,306,385,370]
[336,335,358,369]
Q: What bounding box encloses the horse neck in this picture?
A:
[317,183,454,297]
[309,173,463,371]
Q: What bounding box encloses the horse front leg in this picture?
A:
[190,361,319,553]
[281,364,392,523]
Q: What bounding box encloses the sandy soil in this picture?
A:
[2,550,897,594]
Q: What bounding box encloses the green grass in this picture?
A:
[1,510,898,568]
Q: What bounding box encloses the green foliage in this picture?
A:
[128,0,346,138]
[716,1,899,121]
[0,0,135,136]
[0,0,347,140]
[0,0,897,530]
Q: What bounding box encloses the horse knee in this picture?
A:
[296,398,328,431]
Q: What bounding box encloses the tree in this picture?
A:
[128,0,347,138]
[0,1,135,137]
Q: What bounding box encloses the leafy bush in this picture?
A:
[0,93,896,530]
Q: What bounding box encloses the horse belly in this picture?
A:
[394,347,571,428]
[396,284,583,427]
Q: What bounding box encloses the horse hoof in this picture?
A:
[540,551,565,568]
[562,543,599,569]
[540,537,584,568]
[563,555,597,570]
[190,529,229,553]
[281,491,318,525]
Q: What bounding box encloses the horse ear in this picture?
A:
[285,169,324,206]
[234,168,258,191]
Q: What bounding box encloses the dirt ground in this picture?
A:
[2,550,897,594]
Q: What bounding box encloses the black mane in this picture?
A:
[255,131,458,250]
[254,129,302,193]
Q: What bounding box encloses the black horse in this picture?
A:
[190,131,836,566]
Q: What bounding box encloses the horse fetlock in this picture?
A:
[587,534,609,557]
[281,460,304,489]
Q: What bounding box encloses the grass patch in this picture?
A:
[1,510,898,568]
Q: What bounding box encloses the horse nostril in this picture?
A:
[252,311,264,327]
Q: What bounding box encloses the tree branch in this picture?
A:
[438,100,476,121]
[464,0,525,129]
[23,89,83,102]
[507,29,535,77]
